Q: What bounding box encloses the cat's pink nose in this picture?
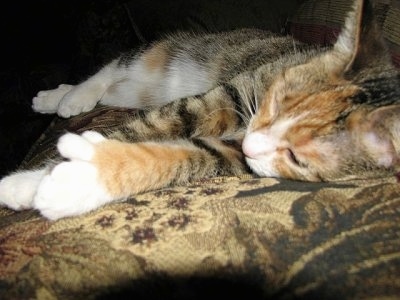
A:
[242,131,276,158]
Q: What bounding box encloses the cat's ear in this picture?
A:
[324,0,391,75]
[348,105,400,169]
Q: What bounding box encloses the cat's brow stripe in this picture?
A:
[355,75,400,106]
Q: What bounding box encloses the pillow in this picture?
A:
[289,0,400,68]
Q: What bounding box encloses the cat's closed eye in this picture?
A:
[286,148,302,167]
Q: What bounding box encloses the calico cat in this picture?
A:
[0,0,399,220]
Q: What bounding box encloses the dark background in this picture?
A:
[0,0,303,177]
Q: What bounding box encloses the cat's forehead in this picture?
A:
[254,77,361,135]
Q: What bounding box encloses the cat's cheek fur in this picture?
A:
[245,156,280,178]
[361,132,397,168]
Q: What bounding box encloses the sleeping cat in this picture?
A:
[0,0,399,220]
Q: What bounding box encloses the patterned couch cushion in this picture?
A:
[1,105,399,299]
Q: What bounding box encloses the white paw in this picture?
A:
[57,85,101,118]
[57,131,106,161]
[0,169,47,210]
[81,131,107,144]
[33,131,111,220]
[33,161,113,220]
[32,84,73,114]
[57,133,96,161]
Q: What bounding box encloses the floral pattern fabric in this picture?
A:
[1,107,399,299]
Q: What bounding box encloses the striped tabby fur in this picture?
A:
[0,0,399,219]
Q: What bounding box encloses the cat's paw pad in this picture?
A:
[0,170,47,210]
[32,84,73,114]
[33,161,112,220]
[57,88,99,118]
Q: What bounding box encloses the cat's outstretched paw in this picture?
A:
[32,84,73,114]
[32,83,101,118]
[0,170,47,210]
[33,161,112,220]
[57,86,100,118]
[33,131,112,220]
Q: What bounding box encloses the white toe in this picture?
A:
[81,131,106,144]
[57,133,95,161]
[34,161,113,220]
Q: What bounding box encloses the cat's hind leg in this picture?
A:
[32,84,73,114]
[33,59,123,118]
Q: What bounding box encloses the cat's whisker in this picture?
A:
[238,84,257,119]
[243,99,254,119]
[205,107,251,126]
[251,82,258,116]
[242,93,255,117]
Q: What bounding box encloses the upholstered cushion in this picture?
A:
[1,106,399,299]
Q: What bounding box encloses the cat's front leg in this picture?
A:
[30,131,196,220]
[32,131,115,220]
[0,132,109,216]
[1,127,245,220]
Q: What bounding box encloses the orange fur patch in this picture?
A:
[142,42,169,71]
[92,140,191,197]
[281,85,359,139]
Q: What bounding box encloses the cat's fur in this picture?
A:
[0,0,399,220]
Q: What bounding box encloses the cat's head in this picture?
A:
[243,0,400,181]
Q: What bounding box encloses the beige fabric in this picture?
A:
[1,173,399,299]
[1,105,399,298]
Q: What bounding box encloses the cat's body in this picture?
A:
[34,29,313,117]
[1,0,399,220]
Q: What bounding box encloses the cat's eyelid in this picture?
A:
[286,148,307,168]
[287,148,299,165]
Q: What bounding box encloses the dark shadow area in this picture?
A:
[95,273,267,300]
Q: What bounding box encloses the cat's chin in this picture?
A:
[244,157,280,178]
